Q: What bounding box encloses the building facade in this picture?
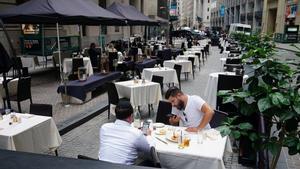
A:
[262,0,300,38]
[211,0,263,32]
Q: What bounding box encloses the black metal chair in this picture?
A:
[10,76,32,113]
[108,52,118,72]
[68,58,84,80]
[77,155,97,161]
[173,64,182,89]
[188,57,195,80]
[151,75,164,93]
[201,49,205,62]
[155,100,172,125]
[217,74,243,113]
[30,103,52,117]
[226,58,242,64]
[210,110,228,128]
[223,64,244,72]
[106,82,129,119]
[12,57,23,78]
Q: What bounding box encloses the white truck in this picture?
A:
[229,23,251,37]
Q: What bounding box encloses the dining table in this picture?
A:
[0,113,62,154]
[176,55,200,68]
[152,125,232,169]
[114,80,162,108]
[163,60,193,74]
[141,67,178,84]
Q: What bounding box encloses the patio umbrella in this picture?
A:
[0,0,126,80]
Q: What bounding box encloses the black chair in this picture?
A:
[106,82,129,119]
[10,76,32,113]
[195,52,201,70]
[226,58,241,64]
[173,64,182,89]
[201,49,205,62]
[12,57,23,78]
[68,58,84,80]
[155,100,172,125]
[188,57,195,80]
[135,67,142,79]
[210,110,228,128]
[217,74,243,113]
[152,75,164,93]
[223,64,244,72]
[108,52,118,71]
[30,103,52,117]
[77,155,97,161]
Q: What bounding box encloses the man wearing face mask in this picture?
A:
[165,87,214,132]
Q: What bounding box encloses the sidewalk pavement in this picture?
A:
[275,42,300,53]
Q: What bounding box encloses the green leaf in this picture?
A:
[217,90,231,96]
[218,126,231,137]
[267,142,281,155]
[283,136,298,147]
[258,77,269,91]
[238,123,253,130]
[292,104,300,114]
[297,142,300,151]
[258,98,272,112]
[240,102,256,116]
[288,147,298,155]
[233,92,250,98]
[222,96,235,104]
[231,130,241,139]
[279,110,294,121]
[249,133,258,141]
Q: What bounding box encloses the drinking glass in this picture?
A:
[177,130,184,149]
[183,133,191,147]
[197,129,204,144]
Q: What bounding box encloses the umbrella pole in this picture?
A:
[56,23,62,82]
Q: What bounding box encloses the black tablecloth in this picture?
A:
[0,149,155,169]
[57,72,121,101]
[135,59,156,72]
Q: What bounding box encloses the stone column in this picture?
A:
[275,0,285,34]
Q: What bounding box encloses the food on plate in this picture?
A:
[158,129,166,135]
[171,134,178,141]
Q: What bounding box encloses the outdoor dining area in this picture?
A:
[1,0,292,169]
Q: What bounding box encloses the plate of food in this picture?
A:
[153,123,165,128]
[155,128,167,135]
[166,132,179,143]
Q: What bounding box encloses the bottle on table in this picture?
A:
[133,108,141,128]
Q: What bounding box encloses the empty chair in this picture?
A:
[188,57,195,79]
[68,58,84,80]
[30,103,52,117]
[217,74,243,113]
[173,64,182,89]
[226,58,241,64]
[11,57,23,78]
[10,76,32,113]
[210,110,228,128]
[152,75,164,93]
[106,82,129,119]
[155,100,172,125]
[77,155,97,161]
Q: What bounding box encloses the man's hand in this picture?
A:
[169,115,180,126]
[185,127,199,132]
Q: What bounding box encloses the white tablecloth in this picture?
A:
[153,127,232,169]
[63,57,93,76]
[177,55,199,68]
[115,80,162,107]
[163,60,193,74]
[204,72,248,109]
[0,113,62,153]
[0,77,18,98]
[142,67,178,84]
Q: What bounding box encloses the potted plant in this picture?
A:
[218,33,300,169]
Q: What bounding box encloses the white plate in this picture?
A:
[153,123,165,128]
[165,133,179,143]
[155,128,167,135]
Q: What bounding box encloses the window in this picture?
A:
[208,0,210,3]
[208,8,209,12]
[207,16,209,20]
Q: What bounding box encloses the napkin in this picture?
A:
[204,129,221,141]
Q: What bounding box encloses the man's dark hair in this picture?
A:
[165,87,183,99]
[115,101,133,120]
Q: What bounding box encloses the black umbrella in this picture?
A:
[107,2,158,26]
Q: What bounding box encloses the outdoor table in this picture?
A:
[0,113,62,154]
[63,57,93,76]
[176,55,200,68]
[204,72,248,109]
[0,77,18,99]
[0,149,154,169]
[153,126,232,169]
[142,67,178,84]
[135,59,157,72]
[163,60,193,74]
[114,80,162,108]
[57,72,121,103]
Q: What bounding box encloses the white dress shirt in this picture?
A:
[172,95,211,129]
[99,119,153,165]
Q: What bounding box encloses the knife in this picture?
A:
[155,136,168,145]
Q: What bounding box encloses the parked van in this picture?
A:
[229,23,251,37]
